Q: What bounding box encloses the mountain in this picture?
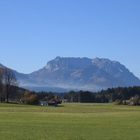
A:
[17,57,140,91]
[0,63,5,68]
[1,57,140,92]
[0,63,29,83]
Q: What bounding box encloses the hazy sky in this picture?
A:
[0,0,140,78]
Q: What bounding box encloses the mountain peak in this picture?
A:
[93,57,117,63]
[54,56,62,60]
[45,57,92,71]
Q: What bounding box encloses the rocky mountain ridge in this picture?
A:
[1,57,140,92]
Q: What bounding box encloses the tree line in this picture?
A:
[62,86,140,105]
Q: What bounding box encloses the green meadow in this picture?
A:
[0,103,140,140]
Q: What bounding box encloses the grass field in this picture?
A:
[0,103,140,140]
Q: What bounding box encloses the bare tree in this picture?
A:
[0,68,3,86]
[3,68,17,103]
[0,68,3,102]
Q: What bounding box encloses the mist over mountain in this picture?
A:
[1,57,140,92]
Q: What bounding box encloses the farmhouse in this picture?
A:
[39,99,62,106]
[39,101,48,106]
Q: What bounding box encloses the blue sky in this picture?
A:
[0,0,140,78]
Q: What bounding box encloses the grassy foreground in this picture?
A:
[0,103,140,140]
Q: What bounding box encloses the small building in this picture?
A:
[39,101,48,106]
[39,99,62,107]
